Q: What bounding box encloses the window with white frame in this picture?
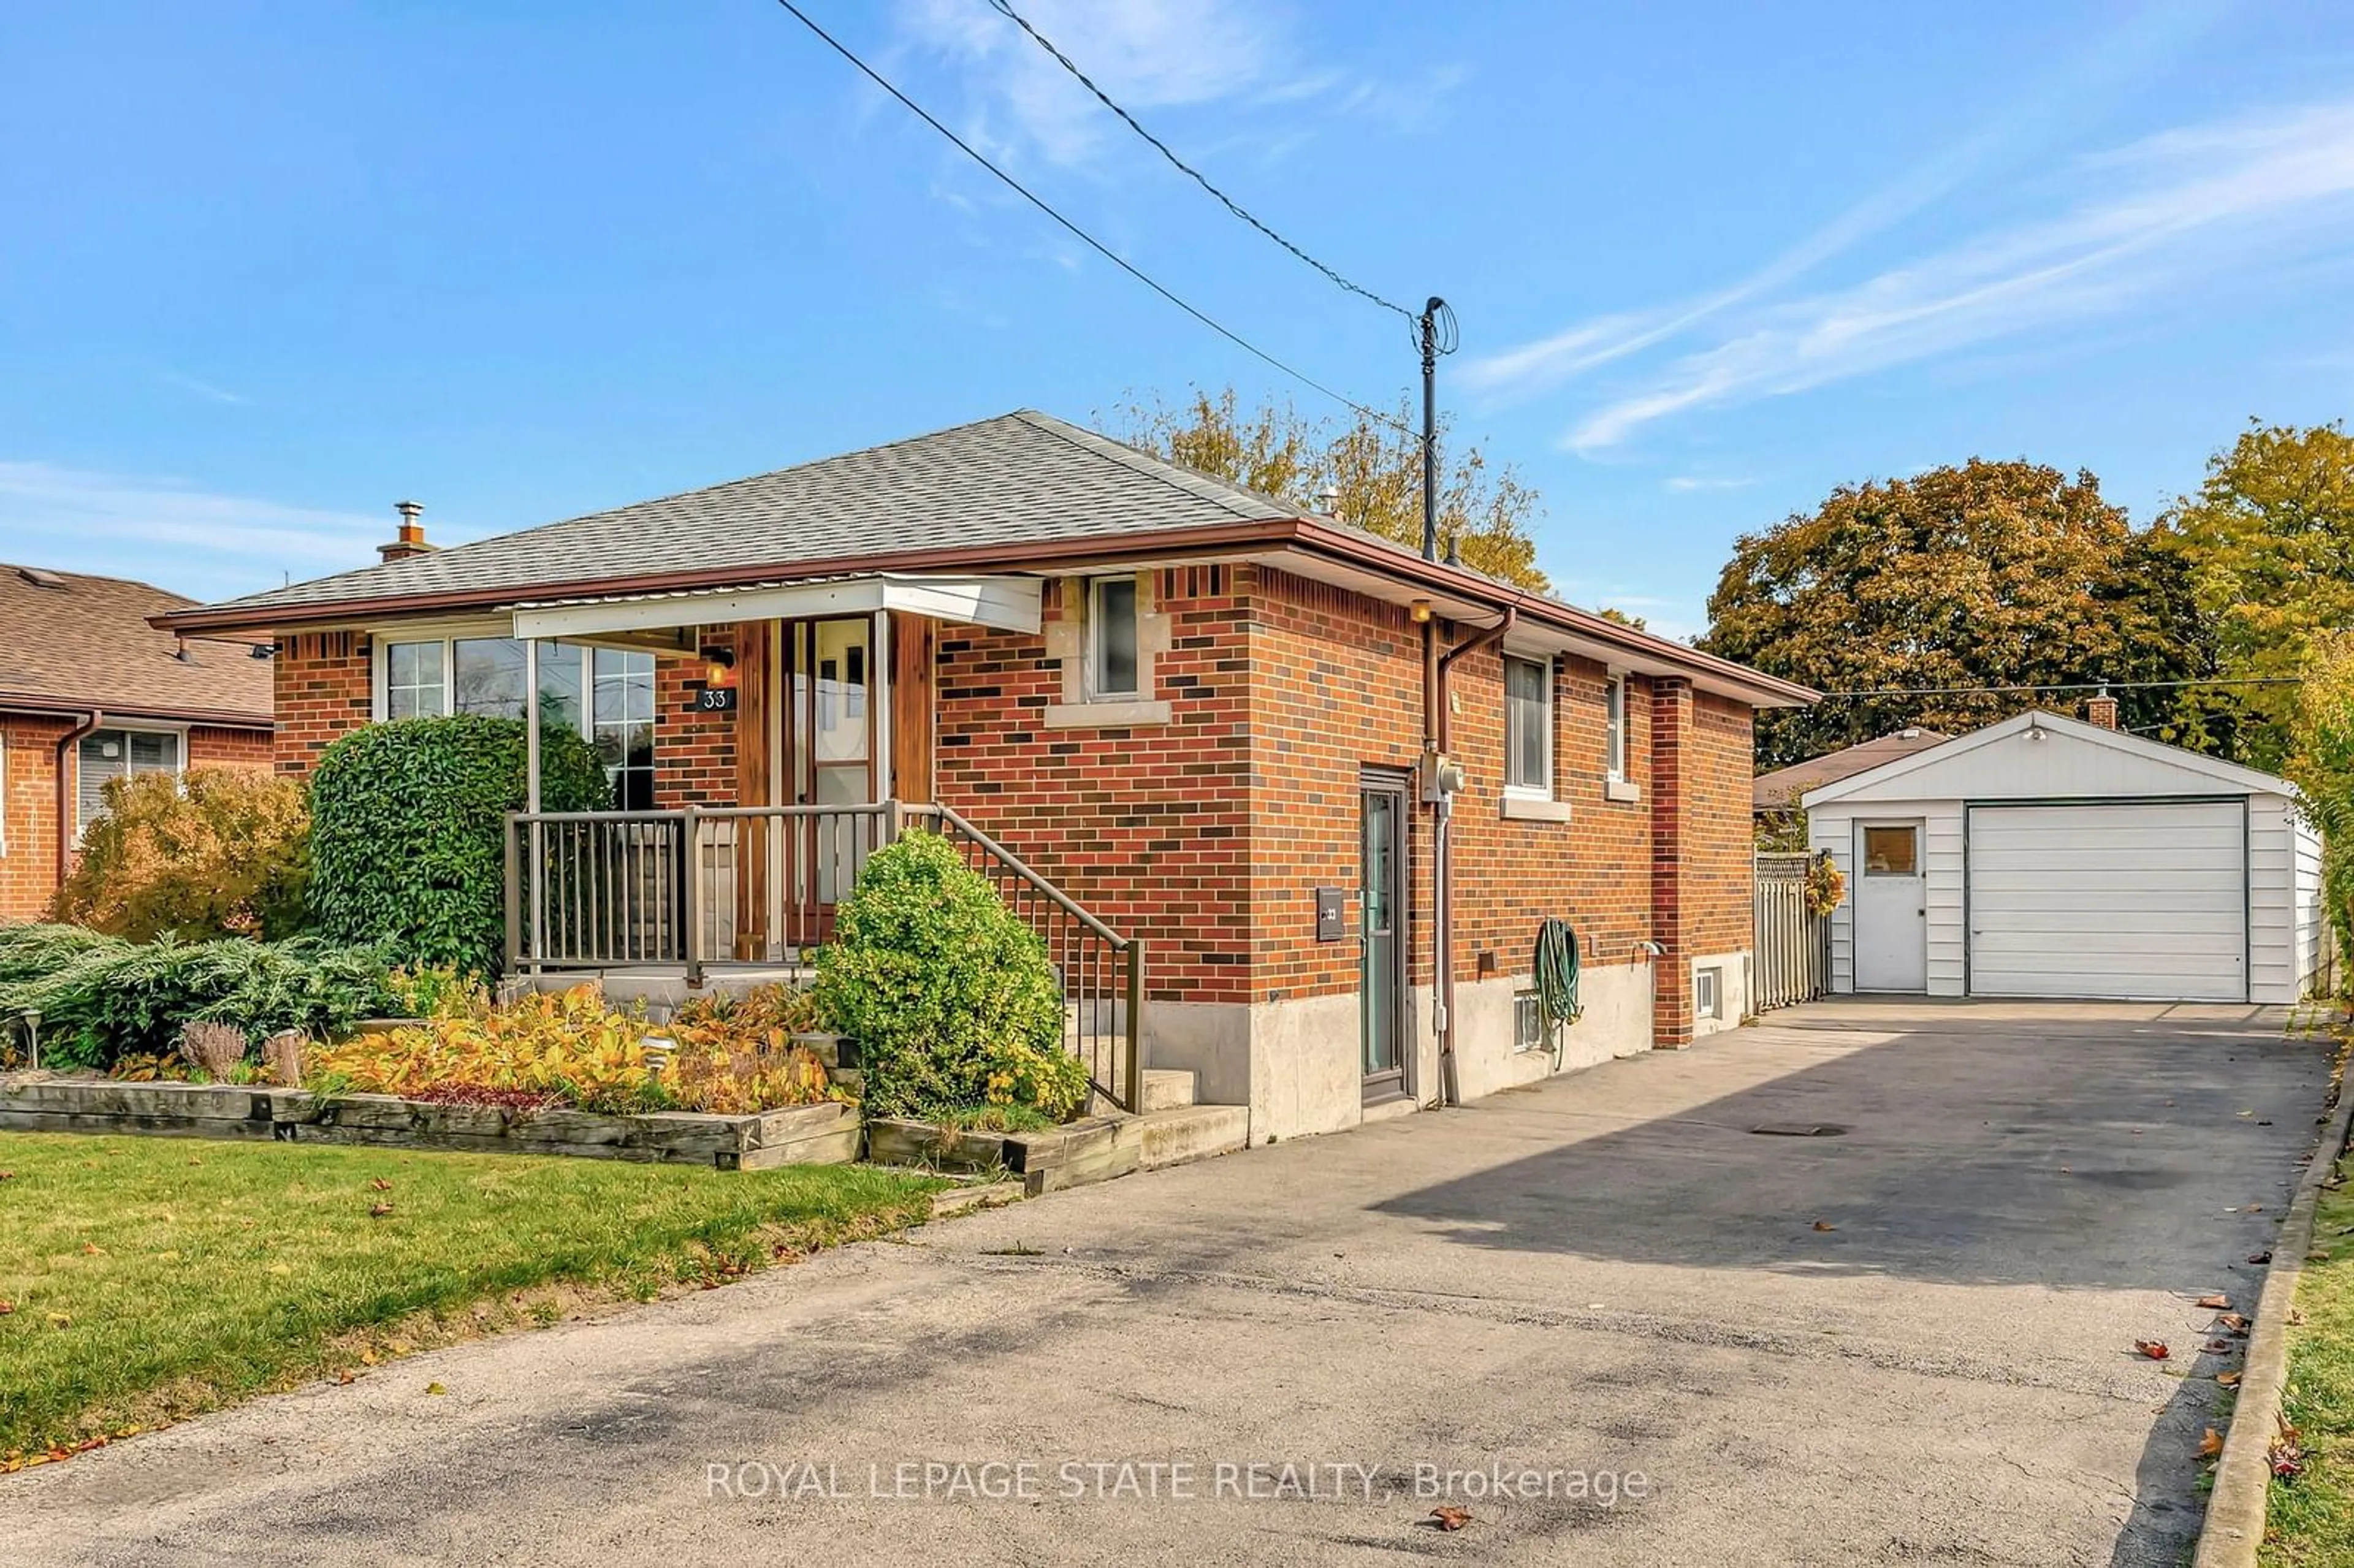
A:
[1088,576,1141,699]
[376,637,655,808]
[1605,672,1628,781]
[1504,655,1552,795]
[1694,965,1722,1021]
[77,728,181,835]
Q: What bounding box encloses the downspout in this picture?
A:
[1428,608,1516,1108]
[53,710,101,883]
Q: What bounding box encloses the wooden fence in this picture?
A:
[1754,853,1830,1013]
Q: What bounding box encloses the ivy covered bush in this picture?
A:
[306,715,610,976]
[0,923,392,1071]
[50,767,311,941]
[813,831,1088,1122]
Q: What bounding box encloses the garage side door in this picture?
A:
[1967,800,2247,1001]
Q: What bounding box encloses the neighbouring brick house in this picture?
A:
[1,564,275,921]
[158,413,1812,1141]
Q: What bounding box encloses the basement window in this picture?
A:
[1514,989,1546,1051]
[1694,965,1723,1021]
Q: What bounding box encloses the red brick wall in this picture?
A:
[1,716,72,922]
[1688,691,1757,959]
[1,715,272,922]
[272,632,372,775]
[935,573,1254,1003]
[653,628,736,809]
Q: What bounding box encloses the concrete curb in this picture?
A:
[2195,1032,2354,1568]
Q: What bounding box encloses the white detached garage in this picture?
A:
[1804,710,2323,1004]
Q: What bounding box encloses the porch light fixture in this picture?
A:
[701,647,737,690]
[1409,598,1433,624]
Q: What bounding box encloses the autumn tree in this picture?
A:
[2285,629,2354,975]
[2165,421,2354,772]
[1111,387,1550,592]
[1699,459,2210,769]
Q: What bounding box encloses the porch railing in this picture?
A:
[503,801,1145,1113]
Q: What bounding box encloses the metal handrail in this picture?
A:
[902,804,1127,947]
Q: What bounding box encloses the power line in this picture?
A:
[771,0,1411,435]
[1815,676,2303,699]
[984,0,1416,322]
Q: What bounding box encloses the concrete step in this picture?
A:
[1141,1067,1197,1112]
[1137,1103,1249,1170]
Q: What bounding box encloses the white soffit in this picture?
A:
[508,573,1044,639]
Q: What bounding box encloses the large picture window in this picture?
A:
[377,637,656,807]
[1504,655,1552,796]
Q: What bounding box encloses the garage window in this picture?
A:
[1862,826,1918,875]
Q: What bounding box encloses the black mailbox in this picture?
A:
[1315,886,1347,942]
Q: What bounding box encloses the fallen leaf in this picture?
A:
[265,1263,292,1277]
[2310,1251,2333,1263]
[359,1349,378,1366]
[2249,1205,2265,1214]
[1428,1505,1472,1531]
[2136,1340,2171,1360]
[1811,1220,1837,1232]
[45,1313,70,1329]
[369,1178,391,1192]
[80,1242,103,1255]
[2251,1251,2274,1265]
[2290,1308,2308,1326]
[2197,1295,2232,1310]
[0,1171,13,1181]
[2201,1428,2224,1460]
[424,1382,447,1396]
[2206,1339,2237,1353]
[0,1301,12,1316]
[2217,1314,2252,1336]
[368,1203,394,1219]
[335,1369,356,1386]
[2218,1371,2244,1387]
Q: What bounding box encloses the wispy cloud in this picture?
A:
[894,0,1462,170]
[0,461,386,600]
[154,370,250,406]
[1559,99,2354,452]
[1663,475,1754,493]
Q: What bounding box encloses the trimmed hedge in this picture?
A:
[306,716,611,976]
[813,831,1088,1122]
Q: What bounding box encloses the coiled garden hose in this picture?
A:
[1534,918,1582,1065]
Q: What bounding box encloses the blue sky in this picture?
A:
[4,1,2351,636]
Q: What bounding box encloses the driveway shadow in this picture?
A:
[1373,1006,2329,1293]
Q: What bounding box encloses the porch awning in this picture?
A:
[507,572,1043,639]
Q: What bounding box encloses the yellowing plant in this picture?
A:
[308,986,660,1114]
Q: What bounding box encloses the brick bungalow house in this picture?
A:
[1,564,275,921]
[156,413,1811,1141]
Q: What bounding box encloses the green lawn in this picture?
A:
[0,1132,942,1464]
[2264,1158,2354,1564]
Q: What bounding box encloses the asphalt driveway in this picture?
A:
[1,1000,2333,1567]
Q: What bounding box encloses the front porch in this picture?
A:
[502,800,1148,1114]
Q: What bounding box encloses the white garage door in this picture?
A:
[1967,799,2247,1001]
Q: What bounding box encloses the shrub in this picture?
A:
[812,831,1087,1122]
[306,715,611,978]
[0,923,393,1068]
[310,986,658,1113]
[50,768,312,941]
[662,983,837,1113]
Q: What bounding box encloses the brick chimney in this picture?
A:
[379,500,435,563]
[2085,687,2119,730]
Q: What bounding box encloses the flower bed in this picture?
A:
[0,1076,861,1170]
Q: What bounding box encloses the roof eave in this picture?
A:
[0,693,274,728]
[154,514,1813,709]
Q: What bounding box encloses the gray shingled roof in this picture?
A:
[192,411,1297,621]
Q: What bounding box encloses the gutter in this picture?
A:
[53,710,101,883]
